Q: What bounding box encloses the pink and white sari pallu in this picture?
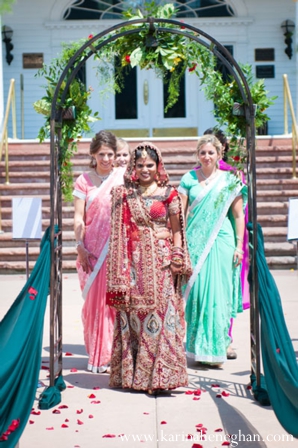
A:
[73,167,125,373]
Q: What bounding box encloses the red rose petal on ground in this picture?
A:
[76,409,83,414]
[193,397,200,401]
[187,434,193,439]
[143,412,149,415]
[194,389,201,396]
[29,420,34,425]
[192,444,203,448]
[216,394,222,398]
[65,352,73,356]
[67,385,75,388]
[195,424,204,428]
[246,385,252,390]
[31,410,41,415]
[215,428,223,432]
[88,394,96,399]
[77,420,84,425]
[65,419,69,422]
[211,383,220,387]
[102,434,116,438]
[160,421,167,425]
[46,427,54,430]
[70,369,78,372]
[118,434,125,437]
[91,400,101,404]
[41,366,49,370]
[222,442,230,446]
[93,387,100,390]
[61,424,68,428]
[88,415,94,419]
[52,409,61,414]
[222,391,230,397]
[185,390,194,395]
[58,405,69,409]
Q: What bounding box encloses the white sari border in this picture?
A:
[82,239,109,300]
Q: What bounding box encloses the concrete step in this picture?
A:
[0,218,74,233]
[0,231,75,248]
[266,256,297,269]
[257,201,289,214]
[255,155,298,168]
[256,189,298,201]
[261,226,289,243]
[0,182,50,195]
[257,214,287,227]
[256,178,298,190]
[0,205,74,220]
[0,245,76,262]
[0,259,76,273]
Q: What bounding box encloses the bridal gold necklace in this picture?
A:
[138,181,158,197]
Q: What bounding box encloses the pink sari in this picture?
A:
[73,168,125,372]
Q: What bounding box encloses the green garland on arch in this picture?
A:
[34,2,276,200]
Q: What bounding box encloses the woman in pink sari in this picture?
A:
[73,130,125,373]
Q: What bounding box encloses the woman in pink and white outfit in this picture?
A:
[73,130,125,373]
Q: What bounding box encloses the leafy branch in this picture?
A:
[33,2,276,197]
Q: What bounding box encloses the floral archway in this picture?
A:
[36,3,270,398]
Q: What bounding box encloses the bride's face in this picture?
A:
[135,155,157,186]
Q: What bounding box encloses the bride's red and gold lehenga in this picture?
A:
[107,142,192,392]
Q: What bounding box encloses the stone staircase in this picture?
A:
[0,137,297,272]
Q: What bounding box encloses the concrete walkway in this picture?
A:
[1,271,298,448]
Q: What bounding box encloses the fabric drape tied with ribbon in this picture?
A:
[0,226,64,447]
[248,222,298,438]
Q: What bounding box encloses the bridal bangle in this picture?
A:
[235,247,244,255]
[76,240,83,248]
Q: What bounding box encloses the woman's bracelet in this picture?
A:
[236,236,243,243]
[171,261,183,267]
[171,257,183,264]
[172,246,184,252]
[235,247,244,255]
[76,240,84,249]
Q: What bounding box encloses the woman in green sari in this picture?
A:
[178,135,247,366]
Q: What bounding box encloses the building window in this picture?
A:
[64,0,235,20]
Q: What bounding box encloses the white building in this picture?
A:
[1,0,297,139]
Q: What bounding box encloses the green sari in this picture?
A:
[179,170,247,363]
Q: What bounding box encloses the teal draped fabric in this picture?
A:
[0,227,52,447]
[248,222,298,437]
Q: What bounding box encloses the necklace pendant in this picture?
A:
[205,179,209,185]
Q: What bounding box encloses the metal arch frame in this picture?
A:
[49,17,260,388]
